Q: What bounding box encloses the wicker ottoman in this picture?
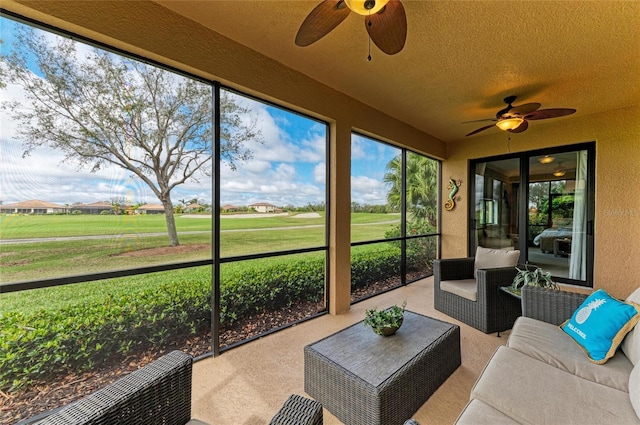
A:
[304,311,460,425]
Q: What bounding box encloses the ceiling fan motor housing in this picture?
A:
[496,96,517,119]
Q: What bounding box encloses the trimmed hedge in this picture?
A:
[351,245,402,288]
[0,248,405,392]
[219,255,325,324]
[0,278,211,392]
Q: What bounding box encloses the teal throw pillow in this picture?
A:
[561,289,640,364]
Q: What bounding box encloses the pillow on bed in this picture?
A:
[474,246,520,279]
[561,289,640,364]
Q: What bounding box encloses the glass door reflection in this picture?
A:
[528,151,588,280]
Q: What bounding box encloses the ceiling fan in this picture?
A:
[465,95,576,137]
[295,0,407,57]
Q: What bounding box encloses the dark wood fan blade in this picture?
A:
[462,118,496,124]
[508,102,541,116]
[525,108,577,120]
[365,0,407,55]
[295,0,350,47]
[508,119,529,133]
[466,124,496,137]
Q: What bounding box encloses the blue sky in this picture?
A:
[0,16,397,208]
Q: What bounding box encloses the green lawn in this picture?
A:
[0,212,399,284]
[0,214,210,239]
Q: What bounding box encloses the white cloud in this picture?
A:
[351,175,389,205]
[351,136,370,160]
[275,163,296,180]
[314,163,326,184]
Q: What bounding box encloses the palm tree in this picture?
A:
[384,153,438,228]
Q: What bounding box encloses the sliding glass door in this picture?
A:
[470,144,594,287]
[473,158,520,252]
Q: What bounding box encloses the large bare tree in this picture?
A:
[2,27,261,246]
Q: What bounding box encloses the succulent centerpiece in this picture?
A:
[363,301,407,336]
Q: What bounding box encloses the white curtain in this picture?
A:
[570,151,587,280]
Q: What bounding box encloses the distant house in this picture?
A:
[183,203,203,213]
[249,202,278,213]
[137,203,165,214]
[221,204,238,213]
[0,199,67,214]
[70,201,113,215]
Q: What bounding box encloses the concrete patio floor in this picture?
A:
[191,277,509,424]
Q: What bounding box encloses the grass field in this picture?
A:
[0,212,398,284]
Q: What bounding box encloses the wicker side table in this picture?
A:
[304,311,460,425]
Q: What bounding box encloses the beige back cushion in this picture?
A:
[629,364,640,419]
[474,246,520,279]
[622,288,640,365]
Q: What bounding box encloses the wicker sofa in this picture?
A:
[32,350,208,425]
[456,286,640,424]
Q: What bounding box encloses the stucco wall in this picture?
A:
[443,106,640,299]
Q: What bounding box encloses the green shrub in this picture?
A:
[351,245,401,288]
[0,277,211,392]
[220,256,325,324]
[0,248,408,392]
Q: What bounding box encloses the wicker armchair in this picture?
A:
[33,350,208,425]
[433,257,521,334]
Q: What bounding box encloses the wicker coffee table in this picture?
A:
[304,311,460,425]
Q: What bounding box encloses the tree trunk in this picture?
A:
[161,198,180,247]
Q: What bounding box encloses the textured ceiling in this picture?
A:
[156,0,639,143]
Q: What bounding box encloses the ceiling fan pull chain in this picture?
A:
[367,18,372,61]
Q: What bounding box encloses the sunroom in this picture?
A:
[1,1,639,424]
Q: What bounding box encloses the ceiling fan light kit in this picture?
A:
[552,161,567,177]
[539,155,555,164]
[496,117,524,131]
[344,0,389,15]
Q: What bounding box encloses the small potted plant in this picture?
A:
[506,263,559,296]
[364,301,407,336]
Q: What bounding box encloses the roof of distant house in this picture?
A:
[138,203,165,210]
[0,199,65,208]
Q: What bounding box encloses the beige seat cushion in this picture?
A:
[622,288,640,365]
[440,279,477,301]
[508,317,632,391]
[472,346,640,424]
[474,246,520,279]
[456,399,520,424]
